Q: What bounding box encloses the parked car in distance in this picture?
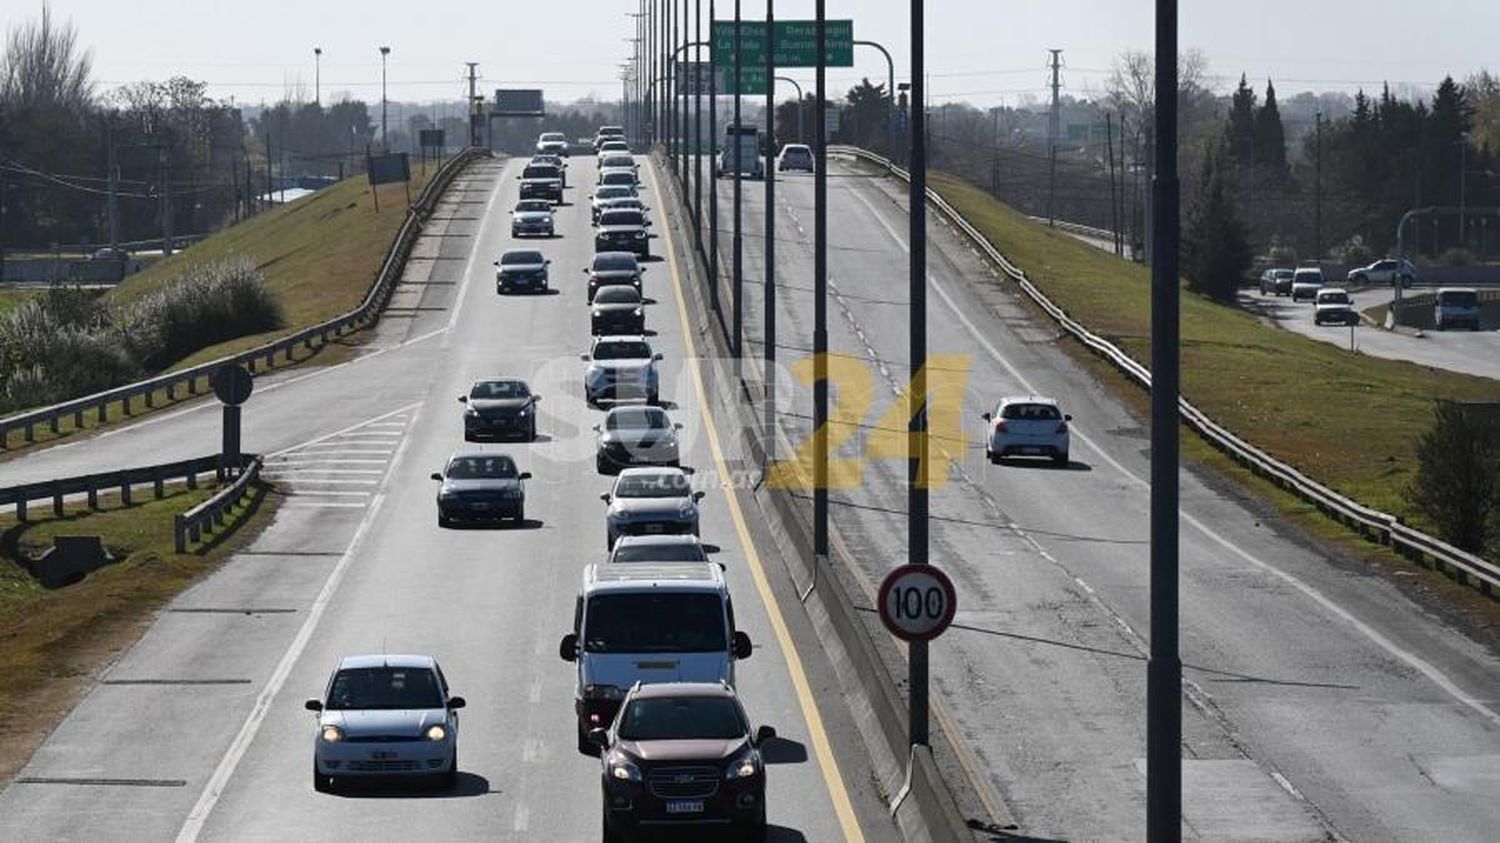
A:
[494,249,551,294]
[306,654,465,793]
[1435,287,1481,331]
[459,378,540,441]
[1313,288,1359,326]
[510,199,555,238]
[606,535,711,565]
[982,396,1071,466]
[601,466,704,548]
[1347,258,1416,288]
[594,405,681,473]
[593,682,771,841]
[432,452,531,526]
[591,284,647,336]
[1290,267,1326,302]
[586,252,646,302]
[777,143,814,173]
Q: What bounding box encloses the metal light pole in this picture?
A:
[853,40,896,160]
[694,0,704,261]
[763,0,777,462]
[813,0,829,615]
[776,76,804,142]
[907,0,930,750]
[709,0,720,319]
[1148,0,1182,839]
[314,47,322,108]
[732,0,744,363]
[379,46,391,151]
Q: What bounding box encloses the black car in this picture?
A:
[460,378,540,441]
[432,453,531,526]
[595,209,651,257]
[531,153,568,188]
[594,682,772,842]
[591,185,639,222]
[519,163,564,203]
[591,285,646,336]
[495,249,550,294]
[594,405,681,473]
[586,252,646,302]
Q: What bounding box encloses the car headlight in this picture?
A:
[678,501,696,518]
[425,724,447,741]
[517,408,530,417]
[608,754,642,782]
[592,309,603,318]
[464,407,479,417]
[631,308,642,317]
[321,724,345,742]
[439,489,457,499]
[725,750,760,780]
[634,231,646,239]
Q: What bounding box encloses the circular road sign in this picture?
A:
[877,564,958,642]
[211,364,254,406]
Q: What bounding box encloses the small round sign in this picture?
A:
[212,364,254,406]
[877,564,957,642]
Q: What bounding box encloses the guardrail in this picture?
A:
[0,146,491,451]
[0,453,226,521]
[174,456,263,552]
[832,144,1500,598]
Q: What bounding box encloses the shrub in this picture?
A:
[1333,236,1373,267]
[120,258,281,369]
[1438,247,1474,267]
[1408,400,1500,555]
[1267,240,1299,267]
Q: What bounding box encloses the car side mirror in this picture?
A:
[458,395,468,403]
[519,472,532,481]
[579,353,591,361]
[640,267,649,273]
[559,633,579,662]
[582,268,590,274]
[652,353,663,361]
[600,493,612,503]
[732,630,753,660]
[448,696,467,710]
[430,472,443,481]
[492,260,500,266]
[754,725,776,746]
[592,424,601,432]
[304,699,323,712]
[1064,414,1073,421]
[717,561,727,571]
[673,423,683,430]
[981,412,992,421]
[588,727,611,749]
[644,220,652,227]
[533,395,542,403]
[545,259,552,265]
[692,491,705,502]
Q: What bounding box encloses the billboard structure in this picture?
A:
[494,89,545,118]
[365,152,411,211]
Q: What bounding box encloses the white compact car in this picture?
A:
[982,396,1072,466]
[306,654,465,792]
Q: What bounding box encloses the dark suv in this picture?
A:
[586,252,646,302]
[519,163,564,203]
[593,682,772,842]
[595,209,651,257]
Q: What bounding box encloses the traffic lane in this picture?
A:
[769,163,1500,839]
[1237,286,1500,381]
[194,155,854,842]
[0,159,511,490]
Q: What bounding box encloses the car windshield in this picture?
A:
[603,156,634,168]
[470,380,528,399]
[612,542,708,563]
[515,200,551,213]
[1273,270,1295,279]
[583,593,727,653]
[1296,272,1324,283]
[600,210,644,227]
[601,173,633,185]
[540,133,565,142]
[999,403,1062,421]
[1440,291,1479,307]
[597,186,634,200]
[445,456,519,479]
[325,667,444,711]
[785,148,810,159]
[614,472,691,498]
[617,696,747,741]
[607,407,669,430]
[595,287,640,304]
[1320,293,1350,305]
[501,251,544,266]
[593,341,652,360]
[594,254,638,272]
[522,165,558,179]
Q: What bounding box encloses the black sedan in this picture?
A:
[433,453,531,527]
[590,285,645,336]
[460,378,540,441]
[496,249,550,294]
[594,405,681,473]
[585,252,646,302]
[594,209,651,257]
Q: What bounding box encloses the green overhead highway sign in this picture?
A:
[718,65,770,96]
[710,19,854,69]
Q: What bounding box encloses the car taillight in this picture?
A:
[993,420,1007,433]
[1055,422,1069,434]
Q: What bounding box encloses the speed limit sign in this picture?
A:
[877,564,957,642]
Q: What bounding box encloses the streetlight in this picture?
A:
[314,47,322,107]
[379,46,391,151]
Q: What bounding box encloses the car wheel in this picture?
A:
[440,750,458,790]
[438,513,452,528]
[986,449,1000,465]
[606,528,616,549]
[515,504,525,524]
[601,812,625,842]
[529,420,538,441]
[313,763,333,794]
[579,724,598,757]
[1053,451,1069,467]
[647,390,659,406]
[596,455,610,474]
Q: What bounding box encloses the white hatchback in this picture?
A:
[306,654,465,792]
[982,396,1072,466]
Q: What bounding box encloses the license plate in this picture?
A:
[1021,446,1041,455]
[665,800,704,814]
[371,751,397,760]
[645,524,664,533]
[470,502,492,510]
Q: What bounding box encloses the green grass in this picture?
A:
[927,170,1500,530]
[0,482,273,782]
[0,290,40,320]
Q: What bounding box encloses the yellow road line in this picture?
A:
[649,160,865,843]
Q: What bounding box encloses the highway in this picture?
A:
[697,156,1500,841]
[0,155,895,841]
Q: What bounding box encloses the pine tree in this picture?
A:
[1253,79,1288,179]
[1183,145,1254,303]
[1224,74,1257,167]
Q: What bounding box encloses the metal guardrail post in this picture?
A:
[153,467,165,499]
[120,472,132,506]
[17,498,27,521]
[52,481,64,517]
[87,478,99,510]
[174,515,187,553]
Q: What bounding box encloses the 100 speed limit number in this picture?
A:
[877,564,957,642]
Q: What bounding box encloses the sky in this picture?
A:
[4,1,1495,108]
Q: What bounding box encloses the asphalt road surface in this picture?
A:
[0,155,895,842]
[694,155,1500,841]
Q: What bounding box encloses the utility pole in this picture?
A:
[314,47,322,107]
[732,0,744,364]
[1147,1,1182,840]
[694,0,704,263]
[1459,136,1469,248]
[990,107,1000,193]
[1107,112,1120,256]
[1314,111,1323,260]
[764,0,776,462]
[709,0,720,318]
[379,46,391,151]
[160,136,175,256]
[813,0,830,662]
[107,114,120,251]
[908,0,931,749]
[1047,48,1063,227]
[466,63,480,148]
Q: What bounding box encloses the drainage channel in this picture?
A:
[14,777,187,787]
[100,679,253,686]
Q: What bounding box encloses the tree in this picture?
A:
[1182,145,1252,302]
[1253,80,1287,179]
[0,3,94,116]
[1409,400,1499,554]
[1224,74,1256,167]
[843,77,888,151]
[1465,70,1500,155]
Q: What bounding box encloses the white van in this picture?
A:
[1435,287,1481,331]
[717,124,764,179]
[558,562,752,754]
